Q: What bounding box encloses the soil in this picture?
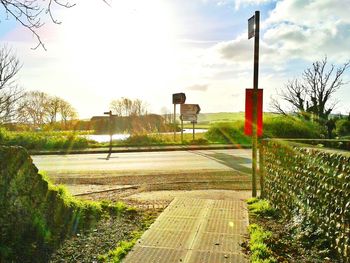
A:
[49,210,161,263]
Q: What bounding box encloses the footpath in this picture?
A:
[123,197,249,263]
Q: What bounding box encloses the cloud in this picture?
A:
[263,0,350,63]
[235,0,274,10]
[186,84,209,91]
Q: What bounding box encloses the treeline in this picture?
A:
[3,90,78,131]
[0,46,78,131]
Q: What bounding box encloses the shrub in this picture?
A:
[263,116,323,138]
[335,119,350,137]
[124,134,164,145]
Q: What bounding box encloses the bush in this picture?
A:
[124,134,164,145]
[263,116,323,138]
[205,121,251,144]
[335,119,350,137]
[0,130,90,150]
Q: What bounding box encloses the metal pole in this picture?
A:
[173,104,176,141]
[252,10,260,197]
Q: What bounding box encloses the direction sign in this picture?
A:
[172,93,186,104]
[181,114,197,122]
[180,104,201,115]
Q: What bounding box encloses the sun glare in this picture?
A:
[62,0,181,99]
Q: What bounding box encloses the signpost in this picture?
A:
[247,11,260,197]
[172,93,186,141]
[180,104,201,143]
[104,110,113,160]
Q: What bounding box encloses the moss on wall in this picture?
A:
[0,146,103,262]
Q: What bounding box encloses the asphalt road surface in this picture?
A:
[32,149,252,176]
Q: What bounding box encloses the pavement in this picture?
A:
[123,196,249,263]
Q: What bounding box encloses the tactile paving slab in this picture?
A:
[123,247,187,263]
[122,197,249,263]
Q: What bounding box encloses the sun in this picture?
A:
[61,0,181,99]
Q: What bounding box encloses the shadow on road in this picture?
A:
[194,152,252,174]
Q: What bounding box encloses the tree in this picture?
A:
[0,46,23,123]
[0,1,110,50]
[17,91,49,127]
[272,57,350,123]
[0,0,75,50]
[17,91,77,129]
[110,97,148,117]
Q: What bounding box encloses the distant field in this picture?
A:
[183,112,279,128]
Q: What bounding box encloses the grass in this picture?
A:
[247,198,277,263]
[0,128,92,150]
[248,224,277,263]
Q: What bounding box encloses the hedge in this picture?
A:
[261,140,349,262]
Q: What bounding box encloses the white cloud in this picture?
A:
[235,0,274,10]
[186,84,209,91]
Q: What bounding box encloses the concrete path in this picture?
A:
[123,197,249,263]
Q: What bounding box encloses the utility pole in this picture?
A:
[249,11,260,197]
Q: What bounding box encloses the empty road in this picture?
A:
[32,149,253,195]
[32,149,252,175]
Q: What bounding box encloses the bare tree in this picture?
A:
[110,97,148,117]
[17,91,49,127]
[0,1,112,50]
[45,96,61,124]
[272,57,350,122]
[59,98,77,128]
[0,46,23,123]
[17,90,77,128]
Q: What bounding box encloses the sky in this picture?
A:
[1,0,350,119]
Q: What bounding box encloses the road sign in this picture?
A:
[180,104,201,115]
[181,114,197,122]
[173,93,186,104]
[248,15,255,39]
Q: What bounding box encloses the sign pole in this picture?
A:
[181,118,184,143]
[104,110,113,160]
[173,103,176,141]
[252,11,260,197]
[192,122,195,141]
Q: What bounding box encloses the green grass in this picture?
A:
[0,128,92,150]
[247,198,277,263]
[248,224,277,263]
[248,199,276,218]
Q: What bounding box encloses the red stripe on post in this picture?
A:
[244,89,263,136]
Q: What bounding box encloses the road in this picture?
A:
[32,149,253,195]
[32,149,252,175]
